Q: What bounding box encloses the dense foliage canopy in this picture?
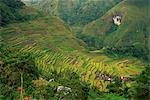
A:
[0,0,25,25]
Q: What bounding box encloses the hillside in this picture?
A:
[22,0,122,25]
[82,0,150,60]
[1,16,85,52]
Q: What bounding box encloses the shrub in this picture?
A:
[0,44,40,99]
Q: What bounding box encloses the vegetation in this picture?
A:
[76,33,103,50]
[82,0,150,61]
[107,65,150,99]
[0,0,149,99]
[133,66,150,99]
[0,44,39,99]
[0,0,43,26]
[0,44,127,99]
[58,0,122,25]
[0,0,25,25]
[105,45,149,61]
[25,0,122,25]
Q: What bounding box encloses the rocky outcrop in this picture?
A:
[113,15,122,26]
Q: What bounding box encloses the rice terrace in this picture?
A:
[0,0,149,99]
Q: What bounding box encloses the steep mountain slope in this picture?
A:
[82,0,150,60]
[58,0,122,25]
[22,0,122,25]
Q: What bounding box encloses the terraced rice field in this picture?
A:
[20,44,143,91]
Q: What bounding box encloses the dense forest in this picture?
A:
[0,0,25,25]
[0,0,149,99]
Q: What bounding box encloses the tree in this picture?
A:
[0,0,25,25]
[0,44,40,99]
[134,66,150,99]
